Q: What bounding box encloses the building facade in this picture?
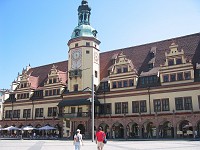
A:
[1,0,200,139]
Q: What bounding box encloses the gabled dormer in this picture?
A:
[160,42,194,85]
[109,51,138,91]
[44,64,66,98]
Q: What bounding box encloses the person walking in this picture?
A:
[96,127,106,150]
[73,129,83,150]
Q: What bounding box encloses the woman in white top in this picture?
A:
[74,129,83,150]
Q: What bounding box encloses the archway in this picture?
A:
[126,122,139,139]
[55,124,62,138]
[77,124,85,135]
[99,123,110,139]
[196,121,200,138]
[145,122,155,139]
[159,121,173,138]
[179,120,193,138]
[112,122,124,139]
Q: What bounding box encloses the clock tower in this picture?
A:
[68,0,100,92]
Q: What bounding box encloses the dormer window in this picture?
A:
[53,78,57,83]
[176,58,182,65]
[148,63,153,70]
[117,68,121,74]
[168,59,174,66]
[75,29,80,37]
[92,30,97,37]
[123,67,128,73]
[49,79,52,84]
[150,52,154,59]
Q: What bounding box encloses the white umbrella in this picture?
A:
[3,126,20,131]
[38,125,56,130]
[21,126,36,131]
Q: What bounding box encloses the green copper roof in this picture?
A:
[71,24,97,39]
[70,0,98,40]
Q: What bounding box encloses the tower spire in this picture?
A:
[78,0,91,25]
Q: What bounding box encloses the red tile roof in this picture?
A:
[16,33,200,89]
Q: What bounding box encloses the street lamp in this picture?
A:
[91,74,95,142]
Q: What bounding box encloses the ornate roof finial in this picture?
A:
[78,0,91,25]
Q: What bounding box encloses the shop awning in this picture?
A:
[58,98,100,107]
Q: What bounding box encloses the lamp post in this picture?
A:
[92,74,95,142]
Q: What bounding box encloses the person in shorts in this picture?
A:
[96,127,106,150]
[74,129,83,150]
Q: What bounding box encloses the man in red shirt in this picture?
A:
[95,127,106,150]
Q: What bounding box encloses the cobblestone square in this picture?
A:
[0,139,200,150]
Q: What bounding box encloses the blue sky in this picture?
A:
[0,0,200,89]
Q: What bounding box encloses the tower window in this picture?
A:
[95,71,97,78]
[74,84,78,92]
[86,50,90,54]
[86,42,90,46]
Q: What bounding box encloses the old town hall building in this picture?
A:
[1,0,200,139]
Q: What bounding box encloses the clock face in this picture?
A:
[94,51,99,64]
[71,49,82,69]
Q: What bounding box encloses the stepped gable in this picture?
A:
[27,60,68,88]
[99,33,200,80]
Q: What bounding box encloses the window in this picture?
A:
[75,43,78,47]
[148,63,153,70]
[170,74,176,82]
[77,107,82,117]
[198,95,200,109]
[112,82,117,88]
[140,100,147,112]
[118,81,122,88]
[117,68,121,73]
[86,42,90,46]
[48,107,57,117]
[49,79,52,84]
[168,59,174,66]
[53,78,57,83]
[150,52,154,59]
[86,50,90,54]
[129,80,134,87]
[185,72,191,80]
[115,102,121,114]
[122,102,128,114]
[163,75,169,82]
[45,90,48,96]
[123,67,128,73]
[175,97,183,110]
[71,107,76,113]
[23,109,31,118]
[95,71,97,78]
[35,108,43,118]
[74,84,78,91]
[184,97,192,110]
[13,110,20,118]
[132,101,139,113]
[162,98,169,111]
[154,99,161,112]
[177,72,183,81]
[105,103,111,114]
[176,58,182,65]
[123,80,128,87]
[53,89,57,95]
[5,110,12,118]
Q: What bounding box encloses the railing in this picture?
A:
[58,112,90,118]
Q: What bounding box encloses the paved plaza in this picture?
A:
[0,139,200,150]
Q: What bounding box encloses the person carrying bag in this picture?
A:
[96,127,106,150]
